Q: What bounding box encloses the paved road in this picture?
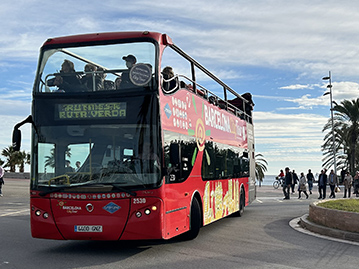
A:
[0,179,358,269]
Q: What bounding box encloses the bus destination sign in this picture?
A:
[56,102,127,120]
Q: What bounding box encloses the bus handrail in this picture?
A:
[176,74,252,123]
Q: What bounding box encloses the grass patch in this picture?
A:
[318,199,359,213]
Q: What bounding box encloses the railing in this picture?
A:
[162,74,253,124]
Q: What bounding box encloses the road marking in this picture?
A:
[0,209,29,217]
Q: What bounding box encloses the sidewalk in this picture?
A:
[256,184,359,244]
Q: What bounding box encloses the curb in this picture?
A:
[299,214,359,243]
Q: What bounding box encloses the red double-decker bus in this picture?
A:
[13,31,256,240]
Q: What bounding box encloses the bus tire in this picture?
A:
[234,188,245,217]
[182,198,201,240]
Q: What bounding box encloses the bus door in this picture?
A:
[163,140,199,238]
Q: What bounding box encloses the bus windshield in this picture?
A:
[34,122,161,190]
[36,41,156,93]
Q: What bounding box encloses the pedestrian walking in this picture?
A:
[353,171,359,196]
[343,171,353,198]
[306,169,314,194]
[283,167,292,200]
[291,170,298,193]
[318,169,327,199]
[328,169,339,198]
[0,166,4,197]
[298,172,309,199]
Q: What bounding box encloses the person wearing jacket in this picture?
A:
[328,169,339,198]
[298,172,309,199]
[283,167,292,200]
[318,169,328,199]
[343,171,353,198]
[0,166,4,197]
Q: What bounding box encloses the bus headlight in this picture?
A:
[144,209,151,215]
[35,210,41,216]
[43,212,49,219]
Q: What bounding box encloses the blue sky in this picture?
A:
[1,0,359,176]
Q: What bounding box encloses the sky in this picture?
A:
[1,0,359,176]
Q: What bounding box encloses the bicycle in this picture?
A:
[273,177,284,189]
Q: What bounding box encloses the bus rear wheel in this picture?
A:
[182,198,201,240]
[234,188,245,217]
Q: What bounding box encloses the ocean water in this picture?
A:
[258,175,277,186]
[258,173,320,186]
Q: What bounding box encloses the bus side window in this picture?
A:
[165,138,197,183]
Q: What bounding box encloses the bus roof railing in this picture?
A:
[169,44,253,123]
[176,74,252,123]
[169,44,247,103]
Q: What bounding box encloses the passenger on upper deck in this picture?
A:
[115,76,122,90]
[48,59,82,92]
[228,92,254,122]
[81,64,103,91]
[162,66,177,91]
[97,67,115,90]
[120,54,137,89]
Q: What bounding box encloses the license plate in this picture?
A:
[74,225,103,232]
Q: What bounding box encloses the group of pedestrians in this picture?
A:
[280,167,313,200]
[279,168,317,200]
[279,167,359,200]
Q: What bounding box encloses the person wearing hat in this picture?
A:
[123,54,137,68]
[120,54,137,89]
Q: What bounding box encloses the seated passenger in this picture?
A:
[65,160,75,173]
[115,76,122,90]
[162,66,177,91]
[119,54,137,89]
[81,64,103,91]
[48,60,82,92]
[97,67,115,90]
[228,93,254,122]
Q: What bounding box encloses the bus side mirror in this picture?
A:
[170,143,180,166]
[12,129,22,151]
[12,115,37,152]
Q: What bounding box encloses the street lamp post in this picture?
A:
[323,71,337,174]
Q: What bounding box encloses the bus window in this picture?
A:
[37,42,156,93]
[164,131,198,183]
[202,141,249,180]
[161,46,192,93]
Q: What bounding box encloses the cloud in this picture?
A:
[254,111,328,174]
[283,82,359,109]
[279,84,316,90]
[1,0,359,79]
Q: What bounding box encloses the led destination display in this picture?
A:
[56,102,127,120]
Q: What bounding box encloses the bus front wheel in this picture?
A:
[182,198,201,240]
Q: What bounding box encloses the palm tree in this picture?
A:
[255,153,268,187]
[16,151,31,173]
[322,119,350,171]
[44,147,71,169]
[1,146,18,172]
[322,99,359,174]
